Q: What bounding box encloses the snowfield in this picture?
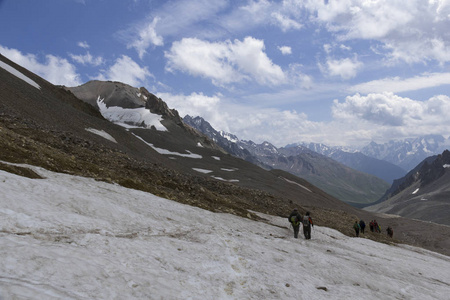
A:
[1,163,449,299]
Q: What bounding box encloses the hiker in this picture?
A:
[369,220,374,232]
[386,226,394,238]
[302,211,313,240]
[288,208,302,238]
[353,220,361,237]
[373,220,379,233]
[359,220,366,234]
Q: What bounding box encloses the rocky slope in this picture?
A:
[365,150,450,225]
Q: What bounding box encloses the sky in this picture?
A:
[1,0,450,147]
[1,162,450,299]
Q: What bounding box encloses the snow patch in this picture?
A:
[212,156,220,160]
[133,133,202,158]
[192,168,213,174]
[211,176,239,182]
[443,164,450,168]
[221,168,238,172]
[0,61,40,89]
[281,177,312,192]
[96,96,167,131]
[197,142,204,148]
[85,128,117,143]
[412,188,419,194]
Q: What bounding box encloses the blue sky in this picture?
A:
[1,0,450,148]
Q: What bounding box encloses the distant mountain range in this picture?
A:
[184,115,450,210]
[360,135,450,172]
[184,115,390,205]
[286,142,406,185]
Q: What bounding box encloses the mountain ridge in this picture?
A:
[365,150,450,225]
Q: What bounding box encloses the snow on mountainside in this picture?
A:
[360,135,450,172]
[1,164,450,299]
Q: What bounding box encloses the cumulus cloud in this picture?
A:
[157,92,227,129]
[69,52,104,66]
[322,57,363,80]
[165,36,285,86]
[0,45,81,86]
[158,88,450,148]
[158,91,314,146]
[278,46,292,55]
[332,92,450,137]
[96,55,152,87]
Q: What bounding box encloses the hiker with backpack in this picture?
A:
[302,211,313,239]
[288,208,302,238]
[353,220,361,237]
[359,220,366,234]
[369,220,374,232]
[386,226,394,238]
[373,220,380,233]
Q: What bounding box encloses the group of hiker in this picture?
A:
[288,208,313,239]
[353,219,394,238]
[288,208,393,240]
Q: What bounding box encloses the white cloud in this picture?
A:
[331,92,450,139]
[271,12,302,32]
[322,57,363,80]
[123,0,228,56]
[96,55,152,87]
[69,52,104,66]
[303,0,450,64]
[77,41,90,49]
[158,91,316,147]
[218,0,272,33]
[0,45,81,86]
[220,1,305,34]
[165,37,285,86]
[160,88,450,148]
[349,72,450,94]
[278,46,292,55]
[128,17,164,59]
[287,63,313,89]
[157,92,228,129]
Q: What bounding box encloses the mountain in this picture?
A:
[0,54,353,228]
[184,116,390,205]
[1,53,450,258]
[296,143,406,185]
[183,115,266,168]
[365,150,450,225]
[361,135,450,172]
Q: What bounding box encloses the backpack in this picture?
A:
[290,215,300,226]
[302,216,310,226]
